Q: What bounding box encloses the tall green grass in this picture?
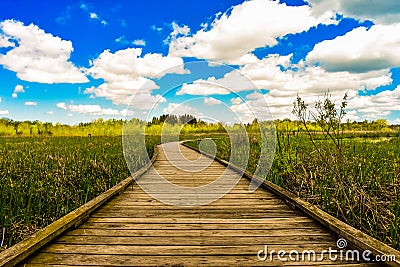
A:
[187,133,400,250]
[0,136,159,250]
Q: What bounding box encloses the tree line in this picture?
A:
[0,116,398,137]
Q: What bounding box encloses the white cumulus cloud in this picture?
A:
[307,24,400,73]
[14,84,24,93]
[307,0,400,25]
[347,86,400,120]
[133,39,146,46]
[163,103,202,117]
[12,84,24,98]
[178,70,256,95]
[56,102,122,116]
[200,53,395,121]
[87,47,185,107]
[204,97,222,106]
[0,20,88,83]
[169,0,335,64]
[178,54,391,98]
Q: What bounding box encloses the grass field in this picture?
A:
[186,133,400,250]
[0,135,160,250]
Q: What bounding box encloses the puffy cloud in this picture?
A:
[84,81,155,105]
[56,102,122,116]
[163,103,202,117]
[178,54,391,97]
[347,86,400,119]
[164,22,190,45]
[307,24,400,73]
[56,102,67,110]
[116,37,146,46]
[89,12,98,19]
[0,20,88,83]
[47,111,54,115]
[230,85,400,123]
[230,91,294,122]
[14,84,24,93]
[169,0,334,64]
[24,101,38,106]
[231,97,243,105]
[12,84,24,98]
[241,55,392,95]
[133,39,146,46]
[220,53,395,121]
[178,70,256,95]
[85,84,166,109]
[307,0,400,25]
[89,48,185,79]
[204,97,222,106]
[177,52,394,120]
[178,81,231,95]
[343,110,360,122]
[87,48,185,107]
[151,25,163,32]
[127,93,167,110]
[170,22,190,36]
[115,35,130,45]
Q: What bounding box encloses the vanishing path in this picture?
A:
[17,142,388,266]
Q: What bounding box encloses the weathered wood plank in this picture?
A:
[79,221,320,230]
[85,217,313,224]
[24,253,378,266]
[98,204,292,211]
[39,243,340,255]
[54,235,336,246]
[65,228,331,237]
[106,198,286,205]
[90,212,301,219]
[101,205,291,210]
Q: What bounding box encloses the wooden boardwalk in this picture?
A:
[4,142,398,266]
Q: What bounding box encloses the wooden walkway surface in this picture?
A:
[14,142,394,266]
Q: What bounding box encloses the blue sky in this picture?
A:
[1,0,400,124]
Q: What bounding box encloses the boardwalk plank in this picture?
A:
[65,228,335,237]
[54,235,336,246]
[24,254,380,266]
